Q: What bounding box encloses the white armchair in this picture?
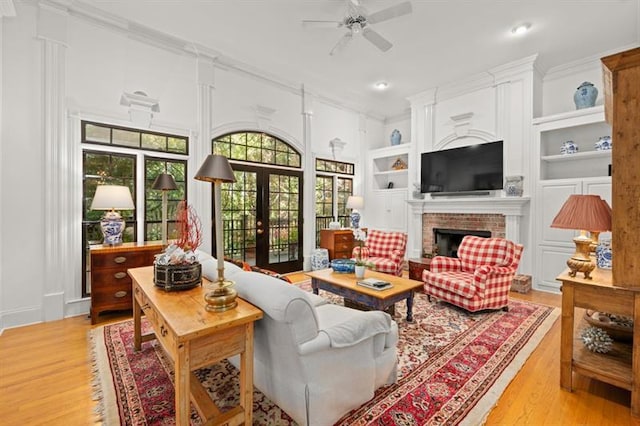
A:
[228,270,398,426]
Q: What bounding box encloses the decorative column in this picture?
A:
[301,85,314,270]
[39,2,70,321]
[405,89,436,259]
[195,56,216,252]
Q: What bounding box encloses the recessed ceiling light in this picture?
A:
[511,23,531,36]
[375,81,388,90]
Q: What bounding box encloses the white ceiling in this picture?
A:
[81,0,639,119]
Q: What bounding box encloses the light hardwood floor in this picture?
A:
[1,273,639,425]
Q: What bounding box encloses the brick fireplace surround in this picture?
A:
[406,197,530,267]
[423,213,505,257]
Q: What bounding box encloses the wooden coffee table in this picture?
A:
[306,268,423,322]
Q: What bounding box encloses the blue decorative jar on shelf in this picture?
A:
[595,136,612,151]
[560,140,578,155]
[574,81,598,110]
[390,129,402,145]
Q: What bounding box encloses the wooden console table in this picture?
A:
[557,268,640,417]
[129,266,263,425]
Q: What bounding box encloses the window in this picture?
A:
[315,158,354,245]
[144,157,187,241]
[81,121,189,297]
[83,121,188,154]
[213,131,301,168]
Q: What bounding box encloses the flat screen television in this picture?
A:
[421,141,503,195]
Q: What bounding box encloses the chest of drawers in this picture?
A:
[90,242,162,324]
[320,229,356,260]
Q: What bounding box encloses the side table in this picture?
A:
[557,267,640,418]
[408,257,432,281]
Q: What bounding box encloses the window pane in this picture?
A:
[113,128,140,148]
[167,137,187,154]
[85,123,110,144]
[212,131,301,169]
[142,134,167,151]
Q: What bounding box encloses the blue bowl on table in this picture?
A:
[331,259,356,273]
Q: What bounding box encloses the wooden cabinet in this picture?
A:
[90,242,162,324]
[557,268,640,417]
[320,229,355,260]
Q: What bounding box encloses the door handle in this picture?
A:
[257,229,264,234]
[257,221,263,226]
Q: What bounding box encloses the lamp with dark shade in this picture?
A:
[152,173,178,247]
[90,185,135,245]
[194,154,237,312]
[550,194,612,279]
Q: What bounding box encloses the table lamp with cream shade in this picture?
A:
[550,194,612,279]
[90,185,135,245]
[151,173,178,247]
[194,154,238,312]
[346,195,364,229]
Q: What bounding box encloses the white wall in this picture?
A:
[0,2,380,330]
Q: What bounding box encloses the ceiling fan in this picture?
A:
[303,0,412,56]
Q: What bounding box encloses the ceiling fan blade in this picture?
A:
[329,32,353,56]
[367,2,413,25]
[362,27,392,52]
[302,20,343,28]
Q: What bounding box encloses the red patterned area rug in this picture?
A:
[91,281,558,425]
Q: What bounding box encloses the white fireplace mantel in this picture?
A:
[408,197,530,216]
[406,197,531,259]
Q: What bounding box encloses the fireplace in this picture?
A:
[433,228,491,257]
[422,212,505,257]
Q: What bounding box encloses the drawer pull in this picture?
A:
[114,256,127,264]
[114,272,127,279]
[114,290,128,298]
[160,325,168,337]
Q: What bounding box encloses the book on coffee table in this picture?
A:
[357,278,393,291]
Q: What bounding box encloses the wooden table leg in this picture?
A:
[406,291,414,322]
[312,277,319,295]
[133,291,142,351]
[560,283,575,391]
[240,323,255,425]
[175,341,190,426]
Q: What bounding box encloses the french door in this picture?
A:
[216,163,303,273]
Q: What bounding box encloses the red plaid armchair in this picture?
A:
[352,229,407,276]
[422,236,524,312]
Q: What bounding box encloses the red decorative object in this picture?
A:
[175,200,202,252]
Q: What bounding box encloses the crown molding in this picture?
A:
[43,0,384,122]
[543,43,640,82]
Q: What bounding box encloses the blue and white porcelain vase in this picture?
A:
[504,176,524,197]
[350,211,361,229]
[310,248,330,270]
[596,239,612,269]
[595,136,612,151]
[560,140,579,155]
[390,129,402,145]
[574,82,598,110]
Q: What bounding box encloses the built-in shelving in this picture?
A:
[370,143,410,191]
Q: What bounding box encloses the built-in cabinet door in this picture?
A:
[534,176,612,292]
[369,190,407,233]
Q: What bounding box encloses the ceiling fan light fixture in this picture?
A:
[352,22,362,34]
[511,23,531,36]
[375,81,388,90]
